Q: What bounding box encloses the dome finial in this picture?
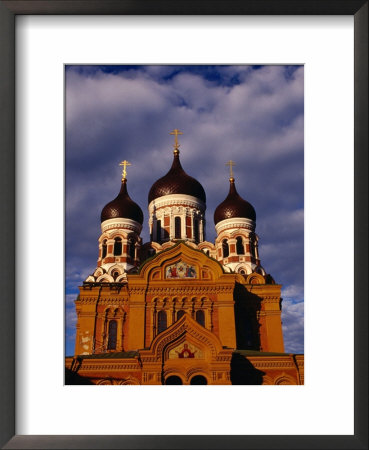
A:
[119,159,131,181]
[226,160,236,182]
[170,128,183,154]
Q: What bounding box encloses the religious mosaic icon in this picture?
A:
[166,261,197,279]
[168,342,203,359]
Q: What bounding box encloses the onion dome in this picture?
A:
[148,149,206,204]
[214,177,256,224]
[101,178,144,224]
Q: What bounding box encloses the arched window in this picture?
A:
[190,375,207,385]
[165,376,182,385]
[128,238,135,260]
[176,310,185,321]
[236,236,244,255]
[174,217,181,239]
[194,219,199,243]
[156,220,161,242]
[113,237,122,256]
[222,239,229,258]
[107,320,117,350]
[112,270,119,280]
[196,310,205,327]
[102,240,107,259]
[157,310,167,334]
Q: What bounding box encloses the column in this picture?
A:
[181,211,186,239]
[169,211,174,240]
[191,210,194,242]
[199,215,204,242]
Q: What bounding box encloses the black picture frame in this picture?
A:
[0,1,367,449]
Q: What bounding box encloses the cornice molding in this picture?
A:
[149,194,205,214]
[101,217,142,234]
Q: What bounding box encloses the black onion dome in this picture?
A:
[148,151,206,204]
[214,178,256,224]
[101,179,144,224]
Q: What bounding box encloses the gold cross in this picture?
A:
[170,128,183,150]
[226,160,236,179]
[119,160,131,180]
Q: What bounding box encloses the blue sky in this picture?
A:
[65,65,304,356]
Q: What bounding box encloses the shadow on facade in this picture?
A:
[65,368,94,385]
[230,353,265,385]
[233,282,261,350]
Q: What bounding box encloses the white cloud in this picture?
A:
[281,299,304,353]
[282,284,304,301]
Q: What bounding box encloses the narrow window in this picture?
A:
[114,237,122,256]
[102,240,107,258]
[250,240,255,257]
[107,320,117,350]
[175,217,181,239]
[176,310,185,321]
[157,310,167,334]
[236,236,244,255]
[128,238,135,260]
[196,310,205,327]
[194,219,199,243]
[156,220,161,242]
[222,239,229,258]
[112,271,119,280]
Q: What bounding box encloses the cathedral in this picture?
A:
[65,129,304,385]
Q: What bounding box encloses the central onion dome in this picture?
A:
[214,177,256,224]
[101,178,144,224]
[148,149,206,204]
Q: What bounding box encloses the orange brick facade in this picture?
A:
[66,242,303,385]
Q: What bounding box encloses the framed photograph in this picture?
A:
[64,63,304,388]
[0,1,367,449]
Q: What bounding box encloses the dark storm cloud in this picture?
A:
[65,65,304,355]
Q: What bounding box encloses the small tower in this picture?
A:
[147,129,206,245]
[85,160,144,283]
[214,161,263,275]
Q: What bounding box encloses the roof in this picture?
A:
[77,351,139,359]
[101,179,143,224]
[148,151,206,204]
[135,240,225,275]
[214,178,256,224]
[234,349,291,357]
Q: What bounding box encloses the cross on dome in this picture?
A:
[170,128,183,151]
[226,160,236,180]
[119,160,131,181]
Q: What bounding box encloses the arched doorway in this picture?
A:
[165,375,183,385]
[190,375,207,385]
